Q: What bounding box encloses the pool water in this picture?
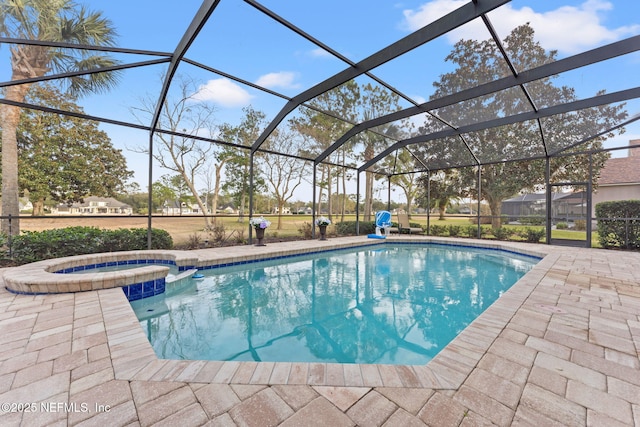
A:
[131,244,538,365]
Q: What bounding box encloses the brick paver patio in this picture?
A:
[1,236,639,426]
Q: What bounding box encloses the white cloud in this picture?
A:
[402,0,466,32]
[402,0,640,54]
[255,71,300,89]
[411,95,427,104]
[191,78,253,108]
[309,48,333,58]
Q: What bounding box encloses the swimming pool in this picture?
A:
[131,243,539,365]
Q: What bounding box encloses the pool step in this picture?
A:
[166,269,198,283]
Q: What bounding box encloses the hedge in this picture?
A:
[595,200,640,249]
[335,221,376,235]
[10,226,173,265]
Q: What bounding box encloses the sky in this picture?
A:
[1,0,640,203]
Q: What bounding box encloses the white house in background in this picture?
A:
[271,206,291,214]
[52,196,132,215]
[593,139,640,217]
[19,198,33,213]
[162,200,201,215]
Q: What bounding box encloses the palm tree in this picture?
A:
[0,0,120,235]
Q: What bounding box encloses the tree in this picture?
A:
[356,84,405,220]
[260,126,310,229]
[294,81,407,220]
[292,81,359,221]
[159,174,194,213]
[150,180,176,214]
[329,193,356,215]
[219,106,267,220]
[200,155,228,221]
[116,182,148,214]
[415,24,626,228]
[0,0,119,234]
[384,148,421,216]
[16,84,132,215]
[131,76,217,228]
[416,170,462,220]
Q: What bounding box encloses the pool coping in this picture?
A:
[94,236,553,389]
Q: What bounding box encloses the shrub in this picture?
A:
[12,227,104,263]
[463,225,476,238]
[574,219,586,231]
[462,225,488,238]
[520,216,545,226]
[186,233,202,249]
[429,224,448,236]
[335,221,375,235]
[11,226,173,265]
[201,223,241,247]
[298,222,313,239]
[233,228,246,244]
[410,222,424,230]
[148,228,174,249]
[510,227,523,239]
[0,232,7,259]
[596,200,640,249]
[555,222,568,230]
[491,227,514,240]
[101,228,172,251]
[447,225,461,237]
[520,227,545,243]
[211,223,226,243]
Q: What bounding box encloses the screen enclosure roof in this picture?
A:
[1,0,640,178]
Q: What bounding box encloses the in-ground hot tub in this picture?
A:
[2,251,198,300]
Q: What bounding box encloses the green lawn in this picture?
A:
[416,216,600,247]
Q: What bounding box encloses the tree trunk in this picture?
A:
[326,166,333,221]
[364,170,374,221]
[277,201,284,230]
[32,199,46,216]
[182,174,211,229]
[238,162,249,222]
[211,161,225,224]
[238,194,246,221]
[1,84,31,235]
[364,142,374,222]
[438,200,448,220]
[488,198,503,229]
[317,165,326,215]
[340,149,346,221]
[336,169,340,219]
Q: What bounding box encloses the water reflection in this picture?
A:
[132,245,537,365]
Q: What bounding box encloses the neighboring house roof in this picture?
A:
[503,192,575,203]
[58,196,131,210]
[19,198,33,210]
[598,158,640,186]
[598,140,640,186]
[164,200,196,208]
[503,194,544,203]
[77,196,130,208]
